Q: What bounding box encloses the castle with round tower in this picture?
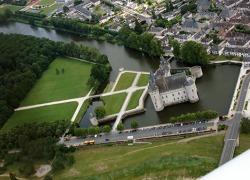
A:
[148,56,202,111]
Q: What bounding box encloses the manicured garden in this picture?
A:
[114,72,137,91]
[53,134,224,179]
[0,5,23,14]
[2,102,77,130]
[102,93,127,115]
[136,73,149,87]
[126,90,144,110]
[20,57,92,106]
[40,3,61,15]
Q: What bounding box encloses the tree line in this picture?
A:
[0,120,75,177]
[170,110,218,123]
[0,33,111,128]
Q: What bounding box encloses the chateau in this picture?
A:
[148,56,202,111]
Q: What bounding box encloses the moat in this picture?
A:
[0,21,241,129]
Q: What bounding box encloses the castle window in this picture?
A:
[178,92,180,95]
[192,96,194,98]
[172,94,174,96]
[166,95,167,98]
[174,98,175,101]
[177,97,179,100]
[184,91,185,94]
[192,89,194,92]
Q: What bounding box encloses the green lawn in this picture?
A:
[0,5,23,14]
[93,8,106,15]
[234,134,250,157]
[126,90,144,110]
[114,72,137,91]
[20,57,92,106]
[102,93,127,115]
[36,0,55,5]
[136,73,149,87]
[2,102,78,130]
[40,3,61,15]
[53,134,224,179]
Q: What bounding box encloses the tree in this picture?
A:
[74,128,87,137]
[103,125,111,133]
[63,6,69,13]
[94,126,100,134]
[52,159,65,172]
[117,122,124,132]
[171,40,181,60]
[180,41,209,66]
[88,126,96,135]
[241,118,250,134]
[28,18,35,26]
[118,24,133,42]
[131,120,138,129]
[44,175,53,180]
[90,64,108,83]
[74,0,82,5]
[125,32,140,49]
[94,106,106,119]
[134,19,143,34]
[166,0,174,12]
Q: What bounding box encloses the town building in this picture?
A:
[148,56,202,111]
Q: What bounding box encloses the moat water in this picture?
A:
[0,21,241,129]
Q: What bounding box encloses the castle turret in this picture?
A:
[148,71,164,111]
[190,66,203,79]
[185,78,199,103]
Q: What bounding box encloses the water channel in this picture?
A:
[0,21,241,129]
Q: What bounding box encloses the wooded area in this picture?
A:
[0,33,110,128]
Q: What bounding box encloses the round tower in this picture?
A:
[185,79,199,103]
[148,71,164,111]
[148,88,164,111]
[190,66,203,79]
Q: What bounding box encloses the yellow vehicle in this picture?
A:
[84,140,95,145]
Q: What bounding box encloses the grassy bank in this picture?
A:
[102,93,127,115]
[126,90,144,110]
[114,72,137,91]
[20,57,92,106]
[2,102,77,130]
[234,134,250,157]
[53,134,224,179]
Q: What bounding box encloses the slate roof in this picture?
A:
[227,40,248,46]
[197,0,210,11]
[182,18,201,29]
[155,73,187,93]
[220,8,236,18]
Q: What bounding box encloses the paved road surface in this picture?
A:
[219,73,250,166]
[62,121,215,146]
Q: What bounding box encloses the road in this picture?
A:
[62,121,215,147]
[219,73,250,166]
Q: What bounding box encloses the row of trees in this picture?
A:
[170,110,218,123]
[0,120,75,176]
[170,40,210,66]
[71,121,139,137]
[235,24,250,34]
[0,33,110,128]
[181,0,197,15]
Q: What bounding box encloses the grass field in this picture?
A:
[114,72,137,91]
[102,93,127,115]
[234,134,250,157]
[53,134,224,179]
[0,5,23,14]
[36,0,55,5]
[2,102,78,130]
[93,8,106,15]
[40,3,61,15]
[126,90,144,110]
[20,57,92,106]
[136,73,149,87]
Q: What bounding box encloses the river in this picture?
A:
[0,21,241,129]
